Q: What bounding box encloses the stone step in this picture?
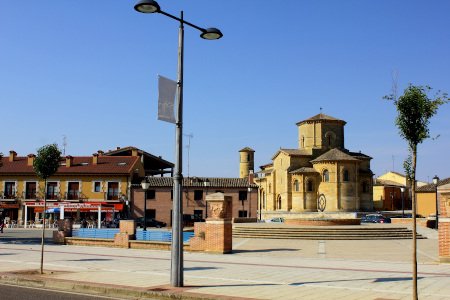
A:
[232,226,425,240]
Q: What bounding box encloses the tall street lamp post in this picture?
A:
[203,179,210,219]
[400,187,405,218]
[134,0,222,287]
[141,180,150,231]
[433,175,439,230]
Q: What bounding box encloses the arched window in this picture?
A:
[301,136,305,148]
[277,195,282,210]
[323,170,329,182]
[307,180,313,192]
[293,180,299,192]
[343,170,349,182]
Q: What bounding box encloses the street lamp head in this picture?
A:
[200,28,223,40]
[433,175,439,185]
[134,0,160,13]
[400,187,405,193]
[141,179,150,190]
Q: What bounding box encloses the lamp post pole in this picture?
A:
[433,175,439,230]
[134,0,222,287]
[141,180,150,231]
[400,187,405,218]
[203,179,210,219]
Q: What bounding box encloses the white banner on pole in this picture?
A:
[157,75,177,124]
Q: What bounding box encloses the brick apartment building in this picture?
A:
[131,177,258,226]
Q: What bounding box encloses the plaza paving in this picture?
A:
[0,225,449,300]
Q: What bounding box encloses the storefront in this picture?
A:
[23,202,124,228]
[0,201,19,224]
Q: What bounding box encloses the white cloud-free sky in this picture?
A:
[1,0,449,182]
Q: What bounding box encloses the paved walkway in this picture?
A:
[0,226,449,300]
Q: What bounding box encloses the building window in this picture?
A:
[25,182,36,199]
[194,190,203,201]
[193,210,203,221]
[47,182,58,200]
[293,180,299,192]
[343,170,349,182]
[67,182,80,200]
[301,136,305,148]
[323,170,329,182]
[146,190,156,200]
[307,180,313,192]
[94,181,101,193]
[107,182,119,200]
[145,209,156,219]
[4,182,16,198]
[277,195,282,210]
[239,191,247,201]
[362,181,369,193]
[238,210,248,217]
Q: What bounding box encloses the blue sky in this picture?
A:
[1,0,449,182]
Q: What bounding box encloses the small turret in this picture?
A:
[239,147,255,178]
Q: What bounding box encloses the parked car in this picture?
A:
[135,217,166,228]
[266,217,285,223]
[361,214,391,224]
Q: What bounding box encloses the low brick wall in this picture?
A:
[391,218,433,228]
[65,237,114,247]
[285,219,361,226]
[64,237,191,251]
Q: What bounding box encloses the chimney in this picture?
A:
[131,148,139,156]
[27,154,36,166]
[66,155,73,167]
[97,150,104,156]
[116,146,121,150]
[92,153,99,165]
[9,150,17,162]
[248,170,255,184]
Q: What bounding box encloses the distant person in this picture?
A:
[0,215,4,233]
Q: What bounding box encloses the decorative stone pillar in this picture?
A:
[190,192,232,253]
[206,193,232,253]
[438,183,450,263]
[114,220,135,248]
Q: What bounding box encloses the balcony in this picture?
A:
[64,191,87,202]
[0,192,18,201]
[45,191,61,202]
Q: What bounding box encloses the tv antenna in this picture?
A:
[62,135,67,156]
[184,133,194,178]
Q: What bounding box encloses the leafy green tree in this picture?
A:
[385,84,448,300]
[33,144,61,274]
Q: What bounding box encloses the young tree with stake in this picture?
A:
[385,84,448,300]
[33,144,61,274]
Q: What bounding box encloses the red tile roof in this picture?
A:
[0,156,140,175]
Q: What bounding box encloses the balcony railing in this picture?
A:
[21,191,37,200]
[0,192,17,200]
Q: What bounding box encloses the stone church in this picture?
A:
[248,113,374,217]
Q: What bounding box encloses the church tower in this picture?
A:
[296,113,346,153]
[239,147,255,178]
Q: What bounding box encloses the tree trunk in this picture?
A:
[412,147,418,300]
[40,178,47,274]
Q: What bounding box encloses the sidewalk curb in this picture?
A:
[0,271,223,300]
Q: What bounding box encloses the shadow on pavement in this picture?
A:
[0,237,54,245]
[184,267,219,271]
[290,276,425,286]
[232,248,299,253]
[67,258,114,262]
